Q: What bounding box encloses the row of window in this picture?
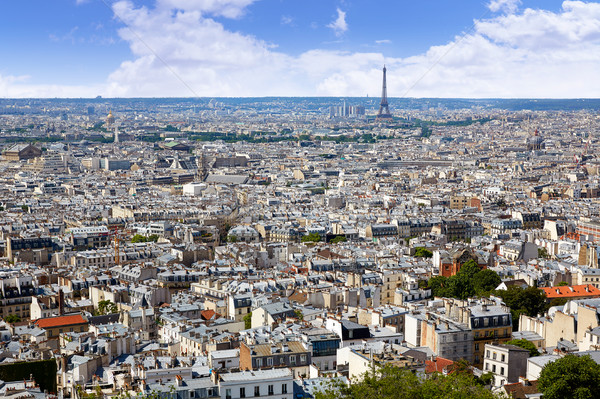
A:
[484,362,505,376]
[256,355,306,367]
[474,329,509,339]
[225,383,288,399]
[472,316,510,328]
[486,350,506,362]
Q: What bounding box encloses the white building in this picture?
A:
[483,343,530,387]
[218,368,293,399]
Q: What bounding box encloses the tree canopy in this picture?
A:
[315,364,496,399]
[131,234,159,243]
[505,339,540,357]
[494,286,548,330]
[330,236,347,244]
[243,312,252,329]
[302,232,321,243]
[96,300,118,315]
[414,247,433,258]
[429,260,501,300]
[539,355,600,399]
[4,314,20,323]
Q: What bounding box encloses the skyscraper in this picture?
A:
[376,65,393,121]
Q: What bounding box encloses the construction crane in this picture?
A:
[110,227,129,266]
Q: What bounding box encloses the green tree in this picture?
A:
[315,364,496,399]
[429,260,501,300]
[97,300,118,315]
[302,232,321,243]
[4,314,20,323]
[147,234,159,242]
[131,234,148,243]
[243,312,252,329]
[538,355,600,399]
[448,272,476,300]
[227,235,238,243]
[429,276,452,298]
[473,269,502,295]
[505,339,540,357]
[21,205,29,212]
[330,236,347,244]
[494,286,548,330]
[458,259,481,279]
[414,247,433,258]
[538,247,550,259]
[294,309,304,321]
[557,281,568,286]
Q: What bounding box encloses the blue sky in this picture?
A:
[1,0,599,97]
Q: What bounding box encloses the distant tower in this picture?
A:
[114,128,120,144]
[376,65,393,121]
[197,151,209,181]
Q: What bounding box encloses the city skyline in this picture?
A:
[2,0,600,98]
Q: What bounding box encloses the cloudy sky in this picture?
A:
[1,0,600,98]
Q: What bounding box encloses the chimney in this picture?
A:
[58,289,65,315]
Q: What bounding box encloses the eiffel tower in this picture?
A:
[376,65,393,121]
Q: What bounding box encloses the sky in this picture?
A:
[1,0,600,98]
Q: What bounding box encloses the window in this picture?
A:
[492,352,497,360]
[290,355,296,365]
[267,357,273,366]
[485,363,489,371]
[501,354,505,362]
[256,358,263,367]
[268,385,274,395]
[492,365,496,373]
[282,384,288,394]
[225,389,231,399]
[486,350,490,358]
[500,367,505,376]
[240,387,245,398]
[300,355,307,363]
[254,386,260,396]
[475,343,479,351]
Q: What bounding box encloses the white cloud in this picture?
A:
[4,1,600,98]
[280,15,293,26]
[0,73,102,97]
[375,39,392,44]
[488,0,521,14]
[327,8,348,37]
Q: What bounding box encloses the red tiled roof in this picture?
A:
[502,380,539,399]
[424,357,455,374]
[34,314,87,329]
[541,284,600,299]
[201,310,217,320]
[316,249,344,260]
